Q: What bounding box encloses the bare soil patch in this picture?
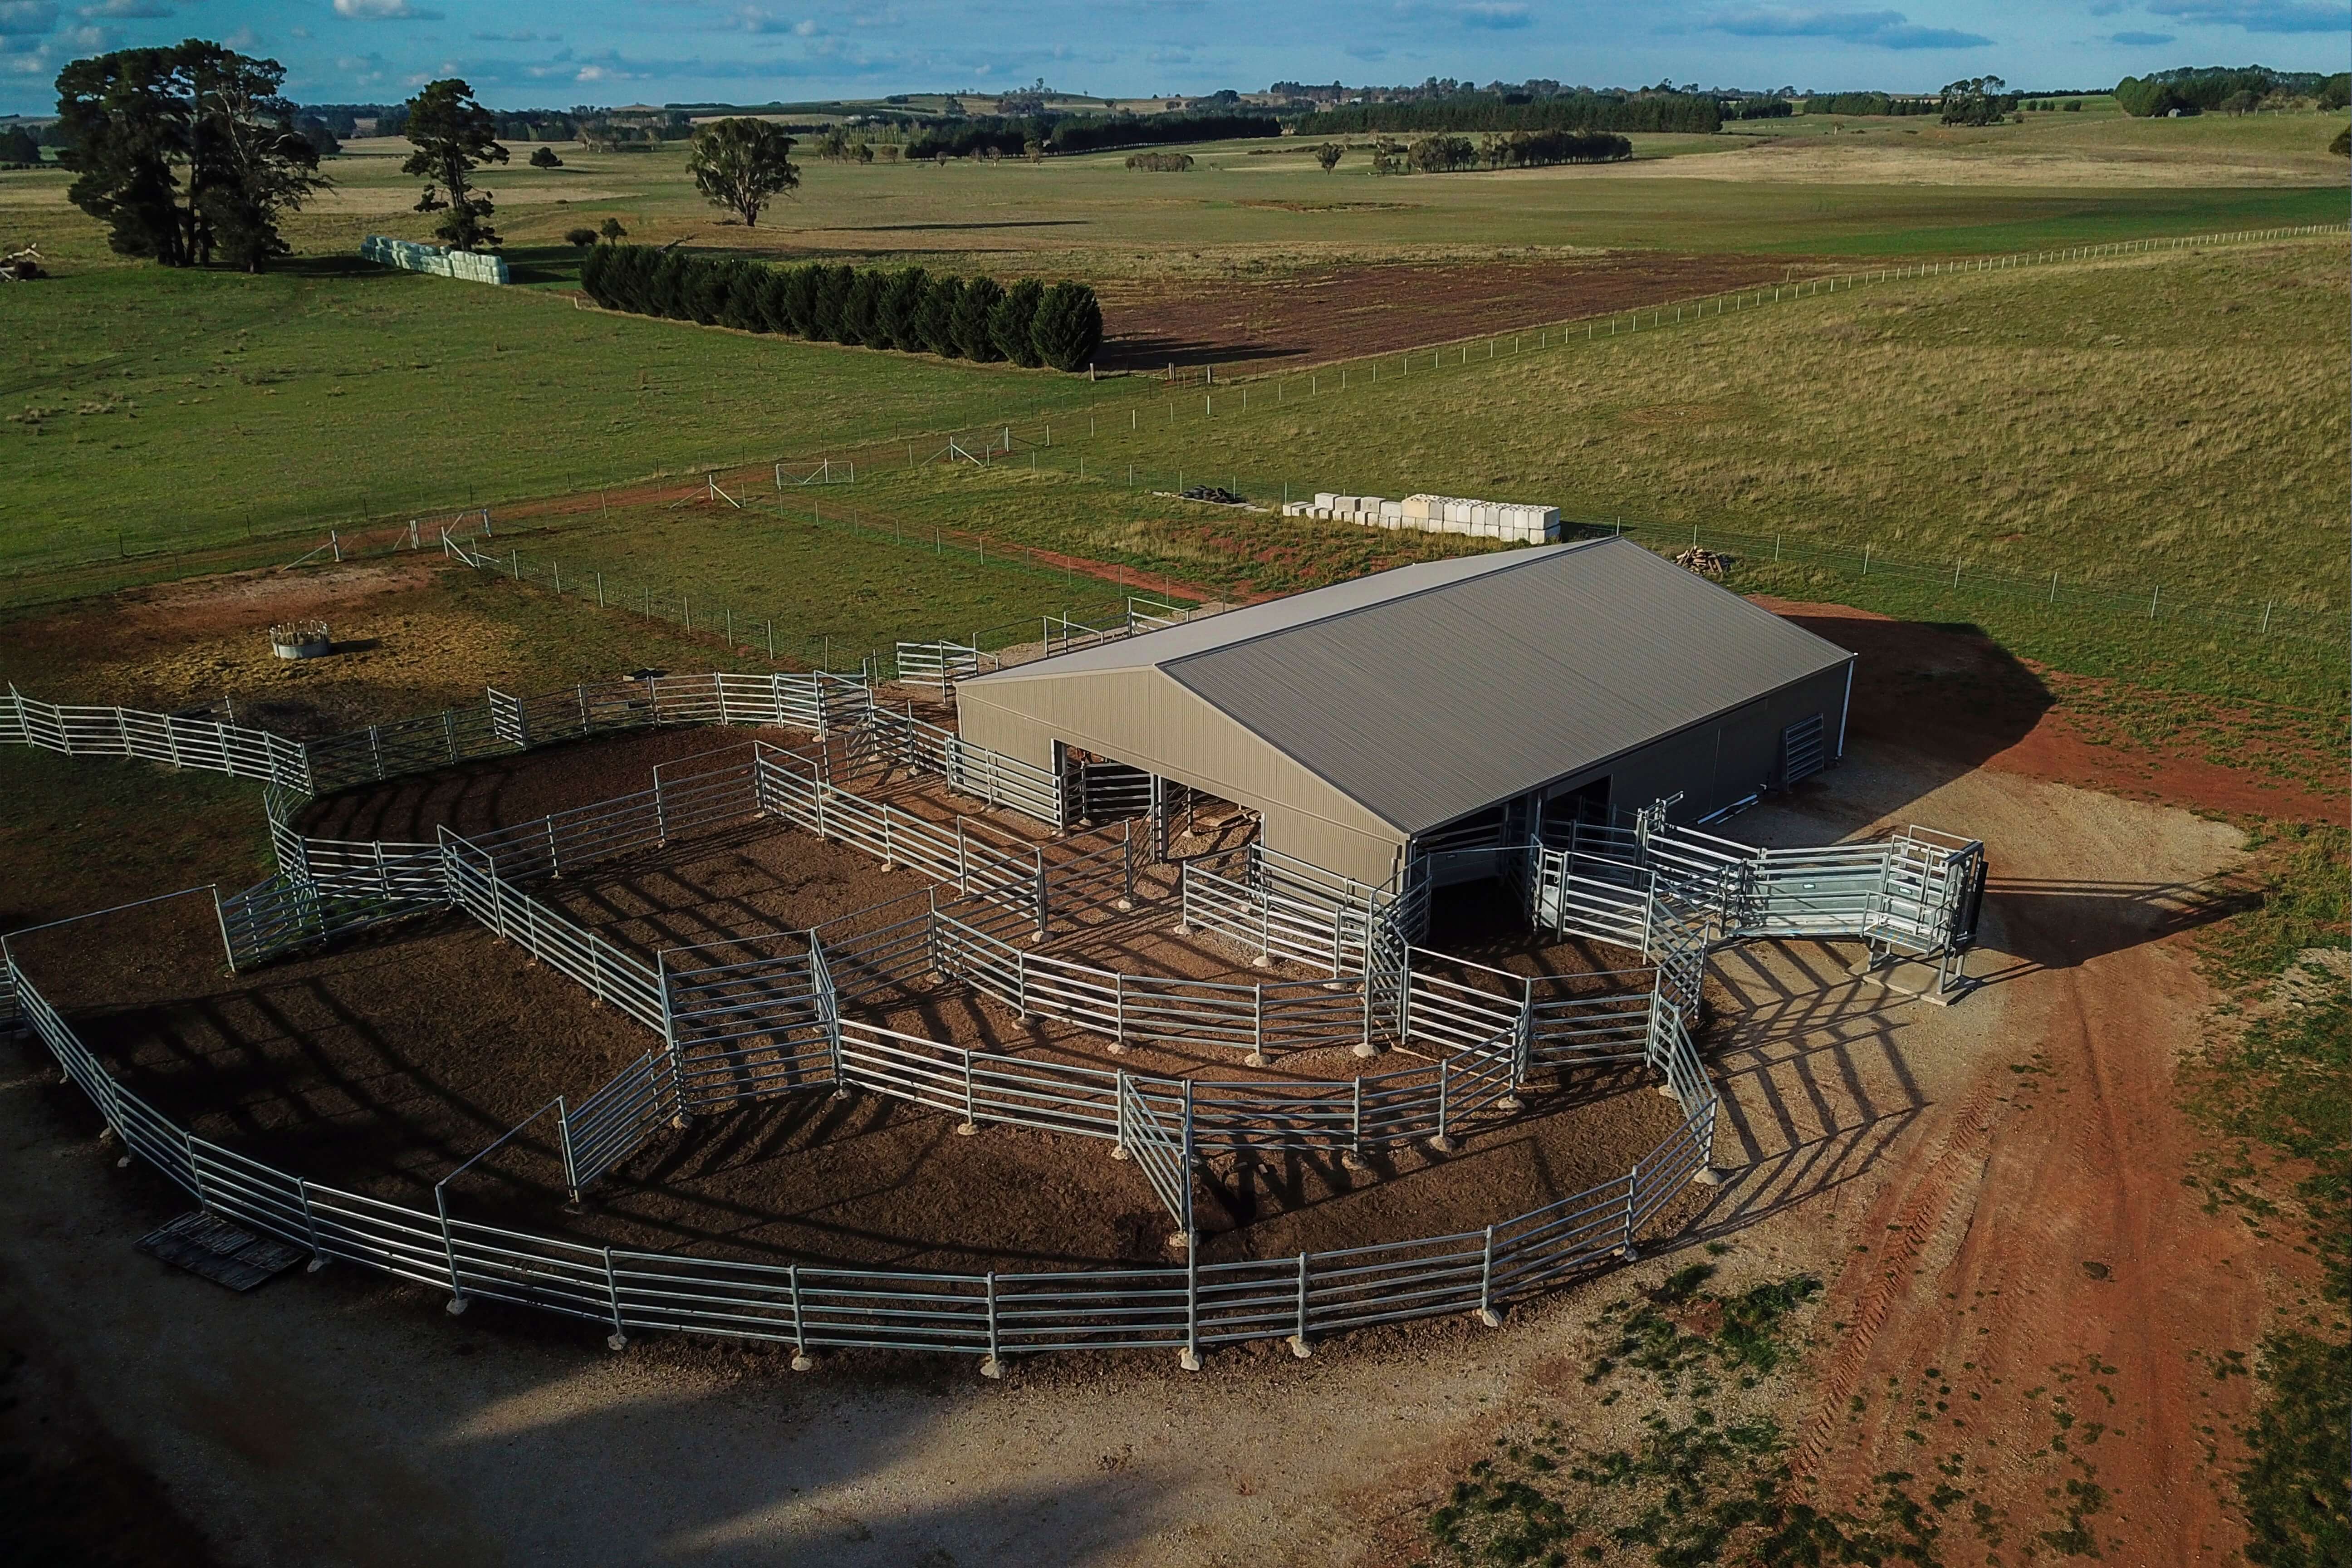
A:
[29,873,1676,1278]
[1758,595,2343,823]
[1096,252,1830,372]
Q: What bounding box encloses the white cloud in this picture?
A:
[2144,0,2349,30]
[0,0,57,34]
[333,0,444,20]
[78,0,175,18]
[1705,6,1993,47]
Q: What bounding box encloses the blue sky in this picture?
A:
[3,0,2345,115]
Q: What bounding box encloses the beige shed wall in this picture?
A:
[956,671,1409,885]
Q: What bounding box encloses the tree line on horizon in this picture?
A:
[578,247,1104,372]
[1295,90,1725,137]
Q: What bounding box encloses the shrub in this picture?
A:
[578,242,610,299]
[839,268,883,345]
[1030,280,1102,372]
[565,225,598,248]
[530,146,563,168]
[877,266,930,351]
[598,216,627,240]
[723,262,767,331]
[812,264,854,341]
[990,278,1044,368]
[651,249,697,319]
[956,276,1006,361]
[1125,151,1193,171]
[919,275,965,357]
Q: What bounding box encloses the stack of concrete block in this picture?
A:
[1281,491,1560,543]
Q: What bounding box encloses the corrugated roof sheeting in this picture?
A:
[966,538,1853,837]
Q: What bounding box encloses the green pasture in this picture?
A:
[860,240,2347,603]
[0,255,1137,577]
[450,500,1158,669]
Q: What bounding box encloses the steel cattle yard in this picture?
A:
[0,637,1983,1373]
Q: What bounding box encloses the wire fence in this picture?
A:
[7,221,2336,611]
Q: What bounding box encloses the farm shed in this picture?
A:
[956,539,1856,888]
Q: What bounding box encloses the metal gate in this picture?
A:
[1077,760,1152,823]
[1779,713,1827,787]
[488,688,528,749]
[661,948,835,1112]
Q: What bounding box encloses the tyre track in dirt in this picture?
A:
[1789,1072,2008,1481]
[1793,815,2297,1563]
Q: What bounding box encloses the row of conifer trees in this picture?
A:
[578,246,1104,372]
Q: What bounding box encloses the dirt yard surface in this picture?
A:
[0,725,2275,1565]
[1762,595,2344,823]
[24,808,1674,1278]
[1095,251,1829,372]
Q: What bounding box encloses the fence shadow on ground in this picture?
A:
[1676,935,1926,1242]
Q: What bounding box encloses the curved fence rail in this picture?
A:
[3,679,1985,1373]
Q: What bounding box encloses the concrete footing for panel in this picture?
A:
[956,1121,979,1137]
[1351,1040,1380,1058]
[1693,1167,1726,1186]
[606,1333,629,1352]
[306,1255,328,1274]
[1288,1335,1312,1360]
[1178,1347,1202,1372]
[1477,1307,1503,1329]
[1114,899,1134,913]
[979,1356,1004,1380]
[790,1351,816,1372]
[1497,1096,1524,1114]
[1617,1244,1638,1263]
[116,1154,133,1168]
[1340,1150,1370,1172]
[1110,1144,1130,1161]
[1426,1134,1457,1155]
[1244,1052,1269,1068]
[1168,1231,1194,1254]
[446,1296,468,1316]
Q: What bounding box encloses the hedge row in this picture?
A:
[578,246,1104,372]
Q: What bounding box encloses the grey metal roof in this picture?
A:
[967,539,1853,835]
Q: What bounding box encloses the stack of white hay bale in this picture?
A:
[1281,492,1561,543]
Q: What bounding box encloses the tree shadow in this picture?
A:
[1096,334,1301,372]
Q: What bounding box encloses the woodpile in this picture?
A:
[1674,547,1734,580]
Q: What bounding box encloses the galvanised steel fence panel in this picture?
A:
[1259,979,1370,1054]
[1279,1232,1489,1337]
[302,1183,459,1290]
[560,1049,683,1198]
[446,1218,617,1322]
[1404,968,1528,1056]
[440,841,665,1029]
[189,1137,315,1250]
[664,949,833,1111]
[1630,1107,1715,1233]
[1117,1074,1191,1231]
[990,1268,1190,1352]
[1528,988,1653,1064]
[1178,1077,1358,1153]
[0,687,24,747]
[1488,1175,1637,1294]
[12,920,1725,1369]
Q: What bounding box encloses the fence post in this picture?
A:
[980,1273,1004,1378]
[789,1264,814,1370]
[603,1247,627,1350]
[1429,1057,1454,1152]
[1346,1078,1366,1170]
[1180,1239,1202,1372]
[296,1176,325,1270]
[1619,1164,1640,1261]
[1477,1225,1500,1327]
[958,1050,979,1136]
[1289,1252,1313,1359]
[435,1182,466,1314]
[656,955,689,1125]
[1034,847,1049,939]
[1113,970,1127,1053]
